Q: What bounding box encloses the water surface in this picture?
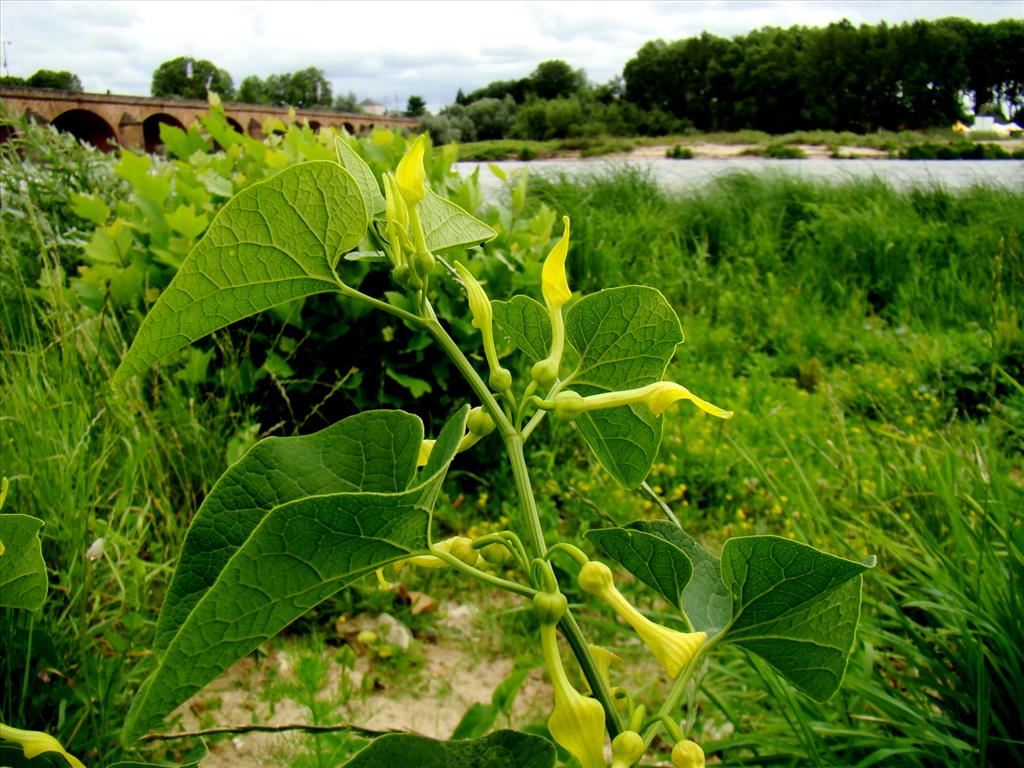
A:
[456,157,1024,199]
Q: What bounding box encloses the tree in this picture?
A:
[465,96,516,139]
[26,69,82,91]
[405,95,427,118]
[237,75,268,104]
[262,67,332,108]
[334,90,359,112]
[152,56,234,100]
[529,59,585,100]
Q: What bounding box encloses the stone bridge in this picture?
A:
[0,86,417,152]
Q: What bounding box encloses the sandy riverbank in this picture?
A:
[596,139,1024,161]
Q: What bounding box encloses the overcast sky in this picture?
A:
[1,1,1019,112]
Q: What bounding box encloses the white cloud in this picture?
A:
[1,0,1019,112]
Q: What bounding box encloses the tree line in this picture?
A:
[148,56,375,113]
[623,17,1023,133]
[0,69,82,91]
[421,17,1021,142]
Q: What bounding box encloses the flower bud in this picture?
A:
[480,542,512,565]
[578,560,615,595]
[466,406,496,437]
[489,367,513,392]
[531,357,559,387]
[532,591,568,625]
[553,390,586,421]
[611,730,646,768]
[448,536,479,567]
[672,739,705,768]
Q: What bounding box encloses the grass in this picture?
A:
[519,169,1023,766]
[453,136,639,161]
[3,127,1022,765]
[1,130,253,764]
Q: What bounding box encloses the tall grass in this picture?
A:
[1,132,249,763]
[527,169,1023,766]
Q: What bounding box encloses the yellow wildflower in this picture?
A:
[579,561,706,678]
[0,724,86,768]
[395,133,427,205]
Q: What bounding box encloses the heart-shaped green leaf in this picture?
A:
[154,410,424,652]
[336,136,386,218]
[420,188,497,253]
[122,407,469,741]
[564,286,683,488]
[627,520,732,634]
[586,525,692,614]
[342,730,555,768]
[492,296,551,363]
[113,161,367,384]
[720,536,872,701]
[0,513,48,611]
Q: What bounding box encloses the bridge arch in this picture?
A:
[52,109,117,152]
[225,116,244,135]
[142,112,187,154]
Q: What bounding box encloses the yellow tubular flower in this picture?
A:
[671,739,706,768]
[541,216,572,311]
[557,382,733,420]
[611,730,646,768]
[0,724,86,768]
[532,216,572,387]
[587,643,621,691]
[454,261,512,391]
[416,439,436,467]
[579,561,707,679]
[396,133,427,206]
[540,622,607,768]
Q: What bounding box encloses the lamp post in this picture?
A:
[2,40,12,78]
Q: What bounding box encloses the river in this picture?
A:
[456,157,1024,199]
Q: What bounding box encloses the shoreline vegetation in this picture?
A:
[452,130,1024,162]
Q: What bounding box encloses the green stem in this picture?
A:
[423,317,514,439]
[505,434,547,556]
[559,611,625,738]
[338,284,424,327]
[427,302,624,738]
[641,637,718,746]
[430,549,536,599]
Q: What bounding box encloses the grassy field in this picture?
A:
[2,126,1022,766]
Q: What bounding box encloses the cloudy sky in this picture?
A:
[1,1,1019,112]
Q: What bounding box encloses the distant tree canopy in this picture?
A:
[1,69,83,91]
[405,95,427,117]
[151,56,234,100]
[622,18,1024,132]
[234,67,332,108]
[463,58,586,104]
